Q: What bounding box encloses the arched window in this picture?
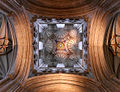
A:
[109,12,120,79]
[0,12,17,80]
[0,13,13,55]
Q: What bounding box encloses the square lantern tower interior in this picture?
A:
[33,19,88,74]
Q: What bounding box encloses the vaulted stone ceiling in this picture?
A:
[16,0,103,18]
[0,0,120,92]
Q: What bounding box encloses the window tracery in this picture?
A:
[0,12,16,80]
[0,13,13,55]
[109,12,120,79]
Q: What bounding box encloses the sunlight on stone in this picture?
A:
[39,41,43,50]
[79,41,82,50]
[57,63,65,68]
[56,24,65,28]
